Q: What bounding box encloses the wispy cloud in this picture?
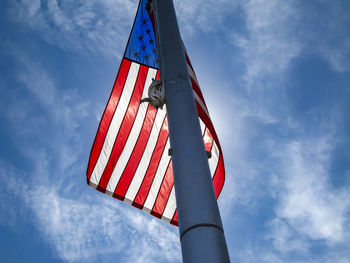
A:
[309,1,350,72]
[217,129,350,261]
[7,0,137,58]
[269,136,350,245]
[230,0,301,89]
[15,51,90,134]
[8,0,350,76]
[266,218,310,254]
[0,44,91,193]
[0,159,181,263]
[3,1,350,262]
[231,0,350,91]
[174,0,236,35]
[0,44,181,262]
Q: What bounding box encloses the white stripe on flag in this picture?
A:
[106,68,157,194]
[199,118,205,135]
[187,63,199,86]
[161,186,176,222]
[90,63,140,186]
[124,108,167,203]
[143,139,171,213]
[194,91,210,117]
[159,121,206,221]
[209,141,220,177]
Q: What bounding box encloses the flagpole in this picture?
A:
[153,0,230,262]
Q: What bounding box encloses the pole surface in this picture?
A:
[153,0,230,262]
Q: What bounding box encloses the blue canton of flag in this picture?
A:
[125,0,159,69]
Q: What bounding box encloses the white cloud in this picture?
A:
[266,218,310,254]
[268,135,350,252]
[7,0,137,58]
[208,80,350,259]
[0,44,181,262]
[231,0,301,89]
[8,0,41,21]
[0,161,27,228]
[2,45,91,175]
[206,87,279,218]
[322,43,350,73]
[0,159,181,263]
[174,0,236,35]
[8,0,349,75]
[3,1,350,262]
[1,44,90,141]
[232,0,350,89]
[312,1,350,72]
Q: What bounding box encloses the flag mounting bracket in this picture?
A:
[140,78,165,109]
[206,151,212,159]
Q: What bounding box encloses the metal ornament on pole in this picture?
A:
[153,0,230,262]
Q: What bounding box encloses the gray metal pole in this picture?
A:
[153,0,230,262]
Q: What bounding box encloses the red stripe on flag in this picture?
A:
[114,71,160,199]
[185,52,194,73]
[87,59,131,182]
[197,102,226,198]
[97,65,149,192]
[196,102,223,155]
[171,210,178,226]
[151,161,174,218]
[212,155,225,198]
[133,118,169,208]
[190,78,207,109]
[114,105,158,199]
[185,54,207,107]
[160,128,212,225]
[203,128,214,151]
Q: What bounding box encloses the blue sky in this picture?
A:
[1,0,350,262]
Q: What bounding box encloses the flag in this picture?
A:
[86,0,225,226]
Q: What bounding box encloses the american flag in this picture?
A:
[86,0,225,226]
